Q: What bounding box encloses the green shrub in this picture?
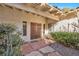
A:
[50,32,79,49]
[0,24,22,56]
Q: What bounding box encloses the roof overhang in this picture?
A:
[4,3,59,21]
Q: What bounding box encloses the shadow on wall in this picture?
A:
[51,17,79,32]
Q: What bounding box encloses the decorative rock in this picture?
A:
[26,51,43,56]
[39,46,55,54]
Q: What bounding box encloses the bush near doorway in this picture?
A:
[50,32,79,49]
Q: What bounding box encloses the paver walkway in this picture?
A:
[21,39,79,56]
[21,39,61,56]
[50,42,79,56]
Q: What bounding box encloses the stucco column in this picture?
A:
[27,21,31,42]
[45,19,48,35]
[41,24,44,38]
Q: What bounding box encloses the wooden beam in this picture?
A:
[4,4,13,9]
[0,4,7,7]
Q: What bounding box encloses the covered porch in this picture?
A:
[0,3,59,42]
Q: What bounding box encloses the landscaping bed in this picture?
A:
[50,32,79,49]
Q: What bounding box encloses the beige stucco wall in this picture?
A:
[0,6,46,42]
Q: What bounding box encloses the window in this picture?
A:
[23,21,27,36]
[48,24,52,31]
[43,24,45,34]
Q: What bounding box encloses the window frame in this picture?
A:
[23,21,27,36]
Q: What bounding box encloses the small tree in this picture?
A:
[62,8,70,13]
[0,24,22,56]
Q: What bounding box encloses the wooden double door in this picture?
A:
[31,22,42,39]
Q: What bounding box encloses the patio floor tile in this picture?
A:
[39,46,55,54]
[26,51,43,56]
[47,52,61,56]
[21,44,33,55]
[30,40,48,50]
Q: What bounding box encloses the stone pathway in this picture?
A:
[25,46,61,56]
[21,39,79,56]
[21,39,61,56]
